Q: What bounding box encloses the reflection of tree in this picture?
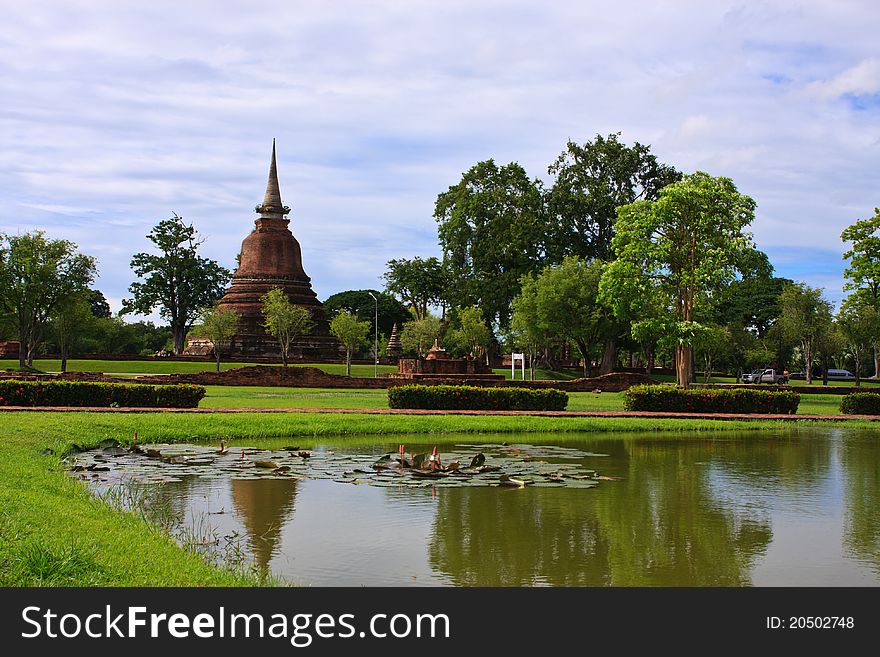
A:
[428,440,773,586]
[842,433,880,572]
[597,441,772,585]
[428,488,612,586]
[231,478,298,572]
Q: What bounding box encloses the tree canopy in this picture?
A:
[547,133,679,262]
[516,256,613,376]
[381,257,449,321]
[0,230,97,367]
[600,171,756,386]
[122,213,230,355]
[435,159,549,328]
[323,289,409,336]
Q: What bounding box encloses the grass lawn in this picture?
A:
[0,417,267,586]
[2,387,872,588]
[197,386,845,415]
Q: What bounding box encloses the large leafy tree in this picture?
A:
[260,288,313,367]
[381,257,449,321]
[0,231,97,368]
[122,213,230,355]
[323,289,409,337]
[516,256,614,377]
[547,133,679,262]
[435,160,549,328]
[777,283,834,385]
[841,208,880,377]
[329,311,371,376]
[600,172,756,387]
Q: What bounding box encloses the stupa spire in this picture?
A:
[256,139,290,220]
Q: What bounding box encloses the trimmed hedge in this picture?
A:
[623,384,800,414]
[0,379,206,408]
[388,384,568,411]
[840,392,880,415]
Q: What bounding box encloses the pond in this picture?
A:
[69,428,880,586]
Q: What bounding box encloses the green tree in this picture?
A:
[400,316,442,357]
[260,288,313,366]
[323,289,410,336]
[837,294,880,385]
[517,256,613,377]
[777,283,834,385]
[547,132,679,262]
[382,257,449,321]
[122,213,231,355]
[841,208,880,377]
[199,305,240,373]
[600,172,756,387]
[330,311,371,376]
[711,249,792,339]
[435,159,549,328]
[49,292,95,373]
[88,289,112,318]
[509,285,547,380]
[692,324,731,383]
[0,231,97,368]
[451,306,492,359]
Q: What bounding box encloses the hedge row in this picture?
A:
[387,385,568,411]
[0,380,206,408]
[840,393,880,415]
[623,384,800,414]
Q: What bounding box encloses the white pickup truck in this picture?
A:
[742,368,788,384]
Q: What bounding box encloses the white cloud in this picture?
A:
[807,57,880,99]
[0,0,878,312]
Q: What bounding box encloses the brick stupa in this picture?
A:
[217,141,337,357]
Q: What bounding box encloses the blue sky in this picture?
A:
[1,0,878,319]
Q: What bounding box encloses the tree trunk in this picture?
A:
[18,328,26,369]
[804,341,812,385]
[676,344,692,388]
[873,343,879,379]
[821,354,828,386]
[215,352,221,373]
[346,349,352,377]
[600,338,617,374]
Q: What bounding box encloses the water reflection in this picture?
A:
[842,432,880,574]
[428,439,773,586]
[94,430,880,586]
[230,478,298,572]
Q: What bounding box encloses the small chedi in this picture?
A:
[391,339,504,383]
[213,142,337,357]
[385,323,401,359]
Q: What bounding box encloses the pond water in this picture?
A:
[71,428,880,586]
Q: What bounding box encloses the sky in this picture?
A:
[1,0,878,320]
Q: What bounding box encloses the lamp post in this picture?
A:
[368,291,378,378]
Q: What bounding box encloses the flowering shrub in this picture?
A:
[623,384,800,414]
[387,385,568,411]
[840,393,880,415]
[0,380,206,408]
